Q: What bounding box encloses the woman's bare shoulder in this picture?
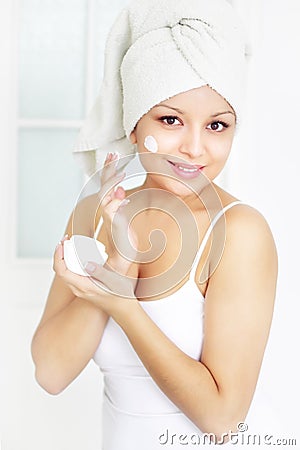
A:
[221,203,278,280]
[225,202,273,235]
[213,184,272,235]
[65,192,102,237]
[211,184,277,263]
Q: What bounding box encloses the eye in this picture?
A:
[207,121,229,132]
[159,116,181,126]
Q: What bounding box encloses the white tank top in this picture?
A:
[93,201,243,450]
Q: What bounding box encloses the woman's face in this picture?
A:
[130,85,236,197]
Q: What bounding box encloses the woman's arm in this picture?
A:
[109,205,278,439]
[31,276,108,395]
[31,153,131,394]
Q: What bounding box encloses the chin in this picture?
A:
[158,176,210,200]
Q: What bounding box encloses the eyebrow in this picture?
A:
[153,104,235,117]
[210,111,235,117]
[153,104,184,114]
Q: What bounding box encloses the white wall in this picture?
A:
[228,0,300,439]
[1,1,299,449]
[0,1,107,449]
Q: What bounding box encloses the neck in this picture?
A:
[138,176,214,214]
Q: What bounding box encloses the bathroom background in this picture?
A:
[0,1,299,449]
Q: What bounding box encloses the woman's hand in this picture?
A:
[52,151,140,317]
[53,235,138,317]
[98,152,139,278]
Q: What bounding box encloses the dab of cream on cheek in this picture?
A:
[144,135,158,153]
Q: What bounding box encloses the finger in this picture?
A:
[102,153,115,178]
[103,152,114,168]
[84,261,135,298]
[100,152,123,187]
[101,152,120,185]
[84,262,113,281]
[98,186,124,214]
[98,176,126,219]
[100,154,115,186]
[111,152,120,163]
[102,198,131,224]
[105,152,113,164]
[101,194,113,208]
[53,243,98,293]
[53,239,75,277]
[60,234,70,259]
[98,171,126,204]
[114,186,126,200]
[53,241,67,274]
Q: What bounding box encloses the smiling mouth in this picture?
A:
[167,160,205,173]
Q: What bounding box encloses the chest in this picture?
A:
[131,210,210,301]
[97,208,211,300]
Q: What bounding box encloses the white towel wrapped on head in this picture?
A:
[73,0,249,177]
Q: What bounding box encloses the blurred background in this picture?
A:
[0,0,299,449]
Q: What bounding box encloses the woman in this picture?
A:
[31,0,278,448]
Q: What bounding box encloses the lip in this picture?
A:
[167,160,205,179]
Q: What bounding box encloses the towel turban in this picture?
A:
[73,0,249,176]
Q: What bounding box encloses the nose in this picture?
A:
[179,127,206,159]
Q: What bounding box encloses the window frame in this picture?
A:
[11,0,102,265]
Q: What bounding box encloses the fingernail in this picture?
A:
[113,152,120,160]
[56,241,62,250]
[84,262,97,273]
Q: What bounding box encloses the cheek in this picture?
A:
[211,135,234,158]
[151,132,180,154]
[138,131,179,155]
